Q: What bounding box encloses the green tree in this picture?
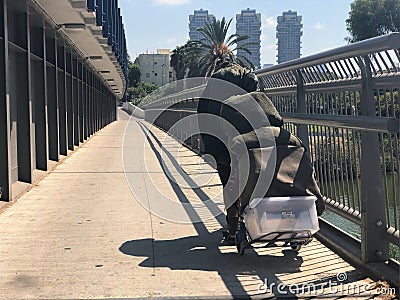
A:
[124,55,159,105]
[126,82,158,105]
[128,61,141,87]
[346,0,400,42]
[170,45,187,80]
[187,16,254,77]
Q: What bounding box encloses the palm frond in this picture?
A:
[232,46,252,56]
[227,34,250,47]
[184,16,255,77]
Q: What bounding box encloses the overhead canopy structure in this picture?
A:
[34,0,128,98]
[0,0,128,201]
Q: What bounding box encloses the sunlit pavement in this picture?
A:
[0,109,391,299]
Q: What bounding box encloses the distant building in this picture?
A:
[276,10,303,64]
[236,8,261,69]
[189,9,214,41]
[136,49,170,86]
[263,63,274,69]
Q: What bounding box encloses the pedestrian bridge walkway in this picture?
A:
[0,109,393,299]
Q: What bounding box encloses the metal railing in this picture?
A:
[254,33,400,265]
[141,33,400,285]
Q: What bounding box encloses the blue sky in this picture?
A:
[119,0,354,65]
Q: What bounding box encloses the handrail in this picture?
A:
[255,33,399,270]
[255,33,400,77]
[141,33,400,285]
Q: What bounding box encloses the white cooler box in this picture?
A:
[243,196,320,241]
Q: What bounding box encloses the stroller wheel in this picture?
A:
[290,242,302,251]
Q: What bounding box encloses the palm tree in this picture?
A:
[187,16,255,77]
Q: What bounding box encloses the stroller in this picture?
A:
[220,93,324,255]
[235,195,319,255]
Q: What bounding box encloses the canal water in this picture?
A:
[320,173,399,261]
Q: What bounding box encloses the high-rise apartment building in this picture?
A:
[276,10,303,64]
[189,9,214,41]
[236,8,261,69]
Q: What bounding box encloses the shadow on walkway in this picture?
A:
[120,233,304,297]
[119,119,370,298]
[121,120,306,297]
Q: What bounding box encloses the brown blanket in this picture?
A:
[226,127,325,216]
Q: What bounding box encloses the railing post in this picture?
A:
[295,70,309,150]
[358,55,389,262]
[258,76,265,92]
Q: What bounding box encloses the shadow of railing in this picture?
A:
[119,119,379,298]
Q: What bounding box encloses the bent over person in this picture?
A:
[219,92,325,245]
[196,64,258,229]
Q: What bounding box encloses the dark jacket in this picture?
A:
[197,65,258,165]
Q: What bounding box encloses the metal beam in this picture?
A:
[57,39,67,156]
[88,71,93,136]
[66,47,73,150]
[78,58,83,143]
[46,28,59,161]
[16,7,34,183]
[87,66,90,139]
[0,0,12,201]
[95,77,99,132]
[82,64,88,140]
[31,19,49,171]
[73,54,79,146]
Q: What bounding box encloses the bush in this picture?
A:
[126,82,158,105]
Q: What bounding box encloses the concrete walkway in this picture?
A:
[0,109,391,299]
